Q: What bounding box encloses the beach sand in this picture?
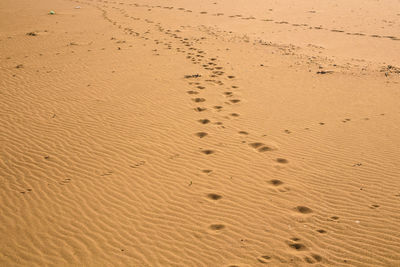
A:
[1,0,400,266]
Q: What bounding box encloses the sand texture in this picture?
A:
[1,0,400,266]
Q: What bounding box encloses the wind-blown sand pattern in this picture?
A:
[1,0,400,266]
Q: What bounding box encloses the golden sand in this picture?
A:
[1,0,400,266]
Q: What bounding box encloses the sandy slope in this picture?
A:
[1,0,400,266]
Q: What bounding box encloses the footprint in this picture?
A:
[276,158,288,164]
[295,206,313,214]
[288,242,306,251]
[230,113,240,117]
[187,90,198,95]
[238,131,249,135]
[194,107,207,112]
[199,119,210,124]
[227,75,235,79]
[193,97,206,103]
[202,169,213,173]
[258,146,272,152]
[249,142,264,148]
[207,193,222,200]
[230,99,241,103]
[257,255,271,263]
[304,254,322,263]
[269,179,283,186]
[201,149,215,155]
[197,86,206,89]
[316,229,326,233]
[194,131,208,138]
[210,224,225,230]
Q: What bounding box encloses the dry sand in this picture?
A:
[1,0,400,266]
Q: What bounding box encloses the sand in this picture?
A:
[1,0,400,266]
